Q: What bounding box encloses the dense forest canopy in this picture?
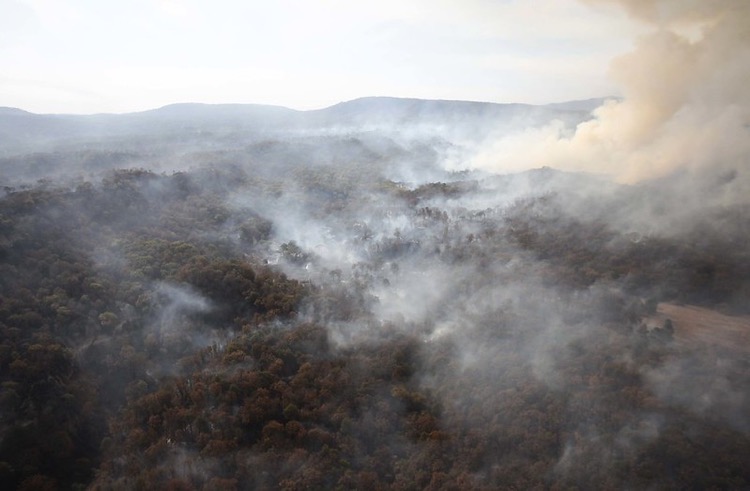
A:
[0,98,749,490]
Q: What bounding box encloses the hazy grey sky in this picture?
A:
[1,0,643,114]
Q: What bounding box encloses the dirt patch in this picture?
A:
[647,303,750,353]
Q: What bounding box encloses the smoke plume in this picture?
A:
[474,0,750,185]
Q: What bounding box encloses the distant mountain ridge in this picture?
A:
[5,96,609,117]
[0,107,33,116]
[0,96,610,152]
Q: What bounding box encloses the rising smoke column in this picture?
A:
[580,0,750,182]
[476,0,750,185]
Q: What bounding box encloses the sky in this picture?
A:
[0,0,645,114]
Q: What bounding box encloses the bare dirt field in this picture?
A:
[649,303,750,354]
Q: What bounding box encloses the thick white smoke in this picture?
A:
[472,0,750,184]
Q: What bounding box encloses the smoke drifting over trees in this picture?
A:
[1,1,749,489]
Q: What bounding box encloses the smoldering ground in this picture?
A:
[3,103,749,488]
[210,135,746,485]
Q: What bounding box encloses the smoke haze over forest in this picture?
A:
[1,0,749,490]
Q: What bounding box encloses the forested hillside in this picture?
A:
[1,100,749,490]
